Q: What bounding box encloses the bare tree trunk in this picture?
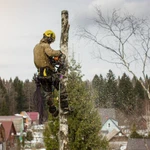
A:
[59,10,70,150]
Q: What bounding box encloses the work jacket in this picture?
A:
[33,38,61,71]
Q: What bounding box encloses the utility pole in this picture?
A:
[59,10,70,150]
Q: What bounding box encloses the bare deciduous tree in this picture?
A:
[59,10,70,150]
[79,7,150,99]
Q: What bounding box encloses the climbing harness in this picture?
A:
[33,56,67,123]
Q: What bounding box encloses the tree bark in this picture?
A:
[59,10,70,150]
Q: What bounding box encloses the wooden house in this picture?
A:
[0,116,24,143]
[26,112,39,125]
[101,118,120,135]
[1,121,16,150]
[20,111,32,127]
[0,123,5,150]
[106,129,128,150]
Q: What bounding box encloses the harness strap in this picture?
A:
[38,67,54,77]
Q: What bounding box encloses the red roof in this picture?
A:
[1,121,16,141]
[27,112,39,121]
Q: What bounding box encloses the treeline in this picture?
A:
[92,70,149,116]
[0,69,149,117]
[0,77,36,115]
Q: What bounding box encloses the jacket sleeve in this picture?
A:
[45,45,61,57]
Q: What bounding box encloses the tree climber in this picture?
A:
[33,30,69,117]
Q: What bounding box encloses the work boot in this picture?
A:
[52,110,59,117]
[60,100,70,115]
[49,105,56,114]
[47,100,53,106]
[49,105,59,117]
[62,107,70,115]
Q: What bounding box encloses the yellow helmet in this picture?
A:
[43,30,56,42]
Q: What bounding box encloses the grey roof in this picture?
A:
[97,108,116,125]
[106,129,119,141]
[126,139,150,150]
[106,128,127,141]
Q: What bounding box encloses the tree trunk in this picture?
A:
[59,10,70,150]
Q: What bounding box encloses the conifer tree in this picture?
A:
[92,74,100,107]
[92,74,106,107]
[130,123,143,138]
[68,58,109,150]
[105,70,118,108]
[23,79,36,112]
[117,73,135,115]
[0,79,9,115]
[43,58,109,150]
[43,115,59,150]
[133,77,145,115]
[13,77,27,113]
[43,92,59,150]
[5,79,17,115]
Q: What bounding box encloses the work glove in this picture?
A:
[59,51,66,64]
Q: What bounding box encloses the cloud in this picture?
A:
[0,0,150,81]
[73,0,150,28]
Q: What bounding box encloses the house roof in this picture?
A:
[106,129,119,141]
[126,139,150,150]
[26,112,39,121]
[1,121,16,141]
[0,116,24,132]
[97,108,116,125]
[0,123,5,141]
[20,111,31,121]
[101,118,120,133]
[106,128,127,141]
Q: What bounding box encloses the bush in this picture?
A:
[35,142,45,149]
[26,130,34,141]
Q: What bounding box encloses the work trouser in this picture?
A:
[38,67,69,115]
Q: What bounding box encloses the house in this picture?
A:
[101,118,120,135]
[106,129,128,150]
[0,116,24,133]
[1,121,17,150]
[98,108,116,125]
[0,123,5,150]
[20,111,32,127]
[26,112,39,125]
[126,138,150,150]
[0,116,24,142]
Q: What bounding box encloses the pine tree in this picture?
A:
[98,74,107,108]
[133,77,145,115]
[5,79,17,115]
[92,74,100,107]
[68,58,109,150]
[92,74,106,108]
[43,90,59,150]
[130,123,143,138]
[105,70,118,108]
[117,73,135,115]
[23,79,36,112]
[0,79,9,115]
[43,115,59,150]
[43,58,109,150]
[13,77,27,113]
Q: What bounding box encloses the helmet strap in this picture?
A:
[43,35,52,44]
[47,37,52,44]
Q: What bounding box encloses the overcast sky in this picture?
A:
[0,0,150,81]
